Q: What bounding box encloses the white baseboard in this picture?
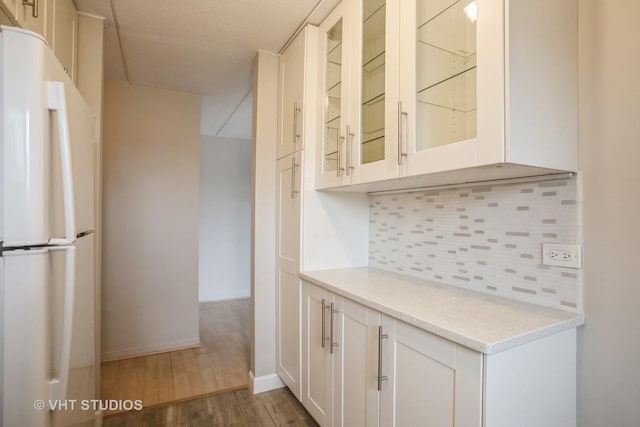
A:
[101,337,200,361]
[249,371,285,394]
[199,296,251,303]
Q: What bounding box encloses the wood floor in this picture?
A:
[103,387,318,427]
[101,299,251,416]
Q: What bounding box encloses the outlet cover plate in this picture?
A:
[542,243,582,268]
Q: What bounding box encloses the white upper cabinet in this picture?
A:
[400,0,577,178]
[317,0,578,190]
[351,0,400,184]
[48,0,78,83]
[1,0,46,35]
[317,2,353,189]
[399,0,482,176]
[278,26,317,159]
[0,0,78,84]
[0,0,21,24]
[317,0,401,190]
[21,0,46,37]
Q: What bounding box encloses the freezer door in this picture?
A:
[1,27,95,247]
[51,234,96,427]
[2,248,50,427]
[2,235,96,427]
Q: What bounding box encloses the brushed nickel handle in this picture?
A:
[290,157,299,199]
[321,299,326,348]
[330,303,339,354]
[378,325,389,391]
[346,125,355,176]
[397,101,408,166]
[336,135,345,177]
[23,0,38,18]
[293,102,301,144]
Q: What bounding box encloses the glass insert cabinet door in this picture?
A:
[324,18,343,176]
[361,0,386,165]
[416,0,477,150]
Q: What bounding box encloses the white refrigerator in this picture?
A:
[0,27,97,426]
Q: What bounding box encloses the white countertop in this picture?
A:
[300,267,584,354]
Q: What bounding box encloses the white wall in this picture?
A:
[199,136,251,301]
[102,80,200,359]
[249,51,283,393]
[577,0,640,424]
[201,92,253,140]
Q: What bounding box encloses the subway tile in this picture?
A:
[368,177,580,311]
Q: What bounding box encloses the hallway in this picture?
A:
[101,299,251,416]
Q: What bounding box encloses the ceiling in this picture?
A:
[75,0,340,140]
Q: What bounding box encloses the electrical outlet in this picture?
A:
[542,243,582,268]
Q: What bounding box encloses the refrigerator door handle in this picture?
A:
[47,81,77,245]
[47,245,76,402]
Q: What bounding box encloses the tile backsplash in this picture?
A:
[369,177,582,312]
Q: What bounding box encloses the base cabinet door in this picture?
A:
[333,298,381,427]
[302,282,334,426]
[380,318,483,427]
[276,269,301,396]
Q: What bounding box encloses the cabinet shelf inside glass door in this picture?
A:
[417,0,478,150]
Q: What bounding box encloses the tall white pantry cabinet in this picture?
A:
[275,26,318,399]
[276,23,370,403]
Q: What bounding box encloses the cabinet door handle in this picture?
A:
[378,325,389,391]
[23,0,38,18]
[293,102,301,144]
[346,125,355,176]
[330,302,339,354]
[397,101,408,166]
[321,299,326,348]
[337,135,345,177]
[290,157,299,199]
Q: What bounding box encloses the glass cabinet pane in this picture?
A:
[324,20,343,173]
[416,0,477,150]
[361,0,386,164]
